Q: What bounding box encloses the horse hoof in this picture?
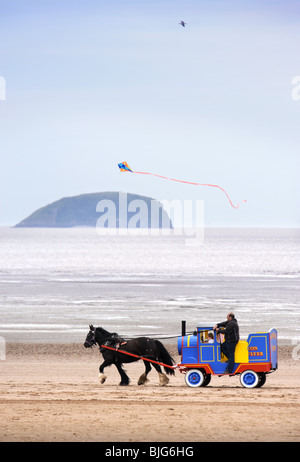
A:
[99,373,107,384]
[159,374,169,386]
[119,381,130,386]
[138,379,149,386]
[138,380,148,385]
[138,373,149,385]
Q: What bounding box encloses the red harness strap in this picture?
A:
[100,344,177,370]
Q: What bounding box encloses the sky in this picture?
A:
[0,0,299,227]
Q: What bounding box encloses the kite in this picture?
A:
[118,161,133,172]
[118,161,246,209]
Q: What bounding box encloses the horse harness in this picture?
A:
[89,329,157,359]
[99,333,127,353]
[100,336,157,359]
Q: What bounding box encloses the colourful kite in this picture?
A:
[118,161,246,209]
[118,161,133,172]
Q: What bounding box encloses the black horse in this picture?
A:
[84,325,175,386]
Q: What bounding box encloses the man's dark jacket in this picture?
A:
[217,318,239,343]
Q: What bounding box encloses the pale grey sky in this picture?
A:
[0,0,299,226]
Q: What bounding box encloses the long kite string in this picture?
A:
[133,170,246,209]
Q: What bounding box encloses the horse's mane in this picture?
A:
[96,327,118,338]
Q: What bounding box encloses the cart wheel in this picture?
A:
[256,372,266,388]
[201,374,211,387]
[240,370,260,388]
[185,369,205,387]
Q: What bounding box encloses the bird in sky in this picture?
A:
[179,21,186,27]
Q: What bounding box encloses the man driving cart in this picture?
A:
[213,312,239,374]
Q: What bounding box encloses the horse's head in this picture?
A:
[84,324,97,348]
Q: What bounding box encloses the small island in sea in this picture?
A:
[15,192,173,229]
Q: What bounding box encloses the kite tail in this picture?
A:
[133,171,246,209]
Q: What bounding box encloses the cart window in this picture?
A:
[200,330,215,343]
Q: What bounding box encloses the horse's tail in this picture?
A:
[155,340,176,375]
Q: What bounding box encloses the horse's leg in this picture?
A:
[115,363,130,386]
[145,340,169,386]
[99,359,111,384]
[151,362,170,386]
[138,360,151,385]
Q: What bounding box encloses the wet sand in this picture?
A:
[0,343,299,442]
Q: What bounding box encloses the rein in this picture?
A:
[86,329,194,348]
[100,343,177,370]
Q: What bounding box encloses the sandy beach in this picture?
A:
[0,343,299,442]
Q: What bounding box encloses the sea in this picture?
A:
[0,227,299,345]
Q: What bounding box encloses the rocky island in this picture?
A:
[15,192,173,229]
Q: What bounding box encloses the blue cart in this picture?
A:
[177,325,278,388]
